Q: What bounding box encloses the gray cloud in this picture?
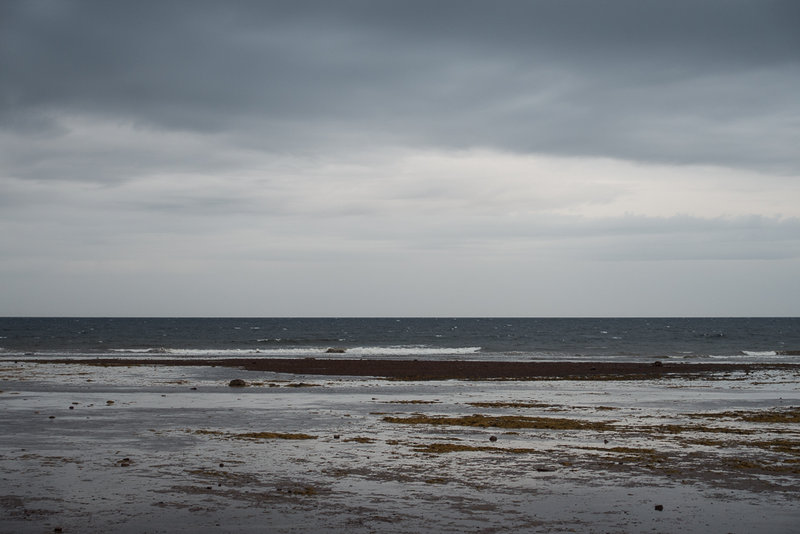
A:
[2,0,798,177]
[2,1,799,316]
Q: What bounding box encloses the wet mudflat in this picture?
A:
[0,361,798,533]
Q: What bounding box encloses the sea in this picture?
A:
[1,317,798,364]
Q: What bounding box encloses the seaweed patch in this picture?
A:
[383,414,615,431]
[191,429,317,440]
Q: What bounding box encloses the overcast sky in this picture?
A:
[1,0,799,317]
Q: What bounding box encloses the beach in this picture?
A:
[1,359,798,533]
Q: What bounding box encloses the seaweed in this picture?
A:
[191,429,317,440]
[383,414,614,431]
[411,442,538,454]
[466,401,554,409]
[685,407,800,424]
[343,437,375,443]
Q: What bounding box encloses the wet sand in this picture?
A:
[28,357,798,379]
[1,359,799,533]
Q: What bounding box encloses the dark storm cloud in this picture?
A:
[2,0,799,177]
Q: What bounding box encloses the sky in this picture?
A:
[1,0,799,317]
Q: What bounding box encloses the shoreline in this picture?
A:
[2,358,799,532]
[21,357,800,379]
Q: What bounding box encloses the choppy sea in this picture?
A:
[1,317,798,363]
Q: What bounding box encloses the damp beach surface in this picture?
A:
[1,360,799,533]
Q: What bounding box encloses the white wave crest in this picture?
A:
[342,346,481,357]
[104,345,482,358]
[741,350,777,356]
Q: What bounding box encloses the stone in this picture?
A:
[325,348,346,354]
[228,379,247,387]
[489,435,498,442]
[654,504,664,511]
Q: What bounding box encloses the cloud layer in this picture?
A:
[1,1,799,316]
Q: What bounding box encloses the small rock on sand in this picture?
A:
[228,379,247,387]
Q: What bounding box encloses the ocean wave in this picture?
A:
[3,345,796,364]
[101,345,485,358]
[254,338,345,344]
[344,346,481,356]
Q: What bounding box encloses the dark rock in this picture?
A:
[228,379,247,387]
[219,463,224,468]
[654,504,664,511]
[333,434,340,439]
[652,361,663,367]
[325,348,346,354]
[489,435,498,442]
[190,387,197,390]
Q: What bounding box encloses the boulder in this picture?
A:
[228,379,248,387]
